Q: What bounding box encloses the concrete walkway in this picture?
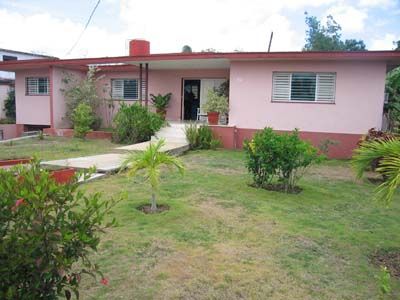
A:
[42,153,128,174]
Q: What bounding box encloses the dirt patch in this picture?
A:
[248,183,303,194]
[137,204,170,214]
[371,248,400,278]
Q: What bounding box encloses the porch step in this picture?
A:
[152,122,188,144]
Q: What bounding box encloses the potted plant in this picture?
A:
[150,93,172,120]
[202,89,229,125]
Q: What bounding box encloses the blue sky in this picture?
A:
[0,0,399,58]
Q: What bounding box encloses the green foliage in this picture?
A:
[3,89,15,121]
[150,93,172,111]
[0,159,118,299]
[385,67,400,132]
[112,103,164,144]
[202,89,229,114]
[303,12,366,51]
[214,80,229,98]
[38,130,45,141]
[62,67,103,129]
[72,103,94,138]
[376,266,391,299]
[181,45,192,53]
[184,123,220,150]
[394,40,400,51]
[122,139,184,212]
[352,138,400,205]
[244,128,322,192]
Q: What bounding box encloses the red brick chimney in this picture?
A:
[129,39,150,56]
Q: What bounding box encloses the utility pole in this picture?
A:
[268,31,274,52]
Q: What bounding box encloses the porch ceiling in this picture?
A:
[126,58,230,70]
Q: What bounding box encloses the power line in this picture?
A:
[65,0,101,56]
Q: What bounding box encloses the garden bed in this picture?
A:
[0,157,32,167]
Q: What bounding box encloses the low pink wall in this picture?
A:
[15,68,51,126]
[229,60,386,134]
[0,124,25,140]
[43,128,112,139]
[210,126,361,159]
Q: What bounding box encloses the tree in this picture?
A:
[61,67,103,129]
[394,40,400,51]
[352,138,400,205]
[303,12,367,51]
[385,67,400,132]
[3,89,15,120]
[182,45,192,53]
[122,139,184,212]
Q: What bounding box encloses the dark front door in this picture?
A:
[183,80,201,121]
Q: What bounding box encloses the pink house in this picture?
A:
[0,39,399,157]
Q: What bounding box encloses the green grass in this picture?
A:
[74,149,400,299]
[0,136,120,161]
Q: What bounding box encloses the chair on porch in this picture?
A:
[196,108,208,122]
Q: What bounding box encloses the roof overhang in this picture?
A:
[0,50,399,72]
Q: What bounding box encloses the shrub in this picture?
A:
[0,160,118,299]
[184,123,220,150]
[244,128,321,192]
[72,103,94,138]
[113,103,164,144]
[202,89,229,114]
[0,118,15,124]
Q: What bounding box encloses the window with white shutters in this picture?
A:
[26,77,49,95]
[272,72,336,103]
[111,79,138,100]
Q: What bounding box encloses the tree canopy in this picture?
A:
[303,12,367,51]
[182,45,192,53]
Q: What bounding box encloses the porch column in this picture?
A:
[139,63,143,106]
[145,63,149,108]
[49,66,55,128]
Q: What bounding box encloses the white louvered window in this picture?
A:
[272,72,336,103]
[111,79,138,100]
[26,77,49,95]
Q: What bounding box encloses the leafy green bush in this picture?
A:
[72,103,94,138]
[113,103,164,144]
[244,128,321,192]
[0,160,118,299]
[150,93,172,112]
[184,123,220,150]
[0,118,15,124]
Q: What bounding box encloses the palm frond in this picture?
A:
[352,138,400,205]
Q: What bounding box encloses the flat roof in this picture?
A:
[0,48,57,59]
[0,50,399,71]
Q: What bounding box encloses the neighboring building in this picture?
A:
[0,39,399,157]
[0,49,56,119]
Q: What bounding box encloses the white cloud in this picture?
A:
[358,0,395,8]
[369,33,399,50]
[118,0,323,53]
[325,4,368,33]
[0,8,127,58]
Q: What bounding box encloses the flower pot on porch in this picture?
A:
[207,112,219,125]
[156,108,167,120]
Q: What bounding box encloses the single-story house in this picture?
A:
[0,39,399,157]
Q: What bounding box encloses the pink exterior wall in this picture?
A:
[15,68,50,125]
[229,60,386,134]
[96,68,229,125]
[0,124,24,140]
[52,67,85,128]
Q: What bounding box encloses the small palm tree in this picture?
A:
[122,139,184,212]
[352,138,400,205]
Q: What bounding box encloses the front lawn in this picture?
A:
[77,150,400,299]
[0,136,120,161]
